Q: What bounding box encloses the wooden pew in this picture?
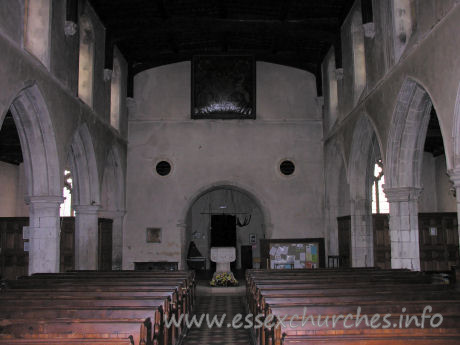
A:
[0,271,196,345]
[245,269,460,345]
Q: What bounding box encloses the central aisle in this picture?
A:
[182,292,252,345]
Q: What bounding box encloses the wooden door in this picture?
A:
[419,213,459,271]
[0,218,29,279]
[337,216,351,268]
[60,217,75,272]
[98,218,113,271]
[373,214,391,269]
[241,245,253,270]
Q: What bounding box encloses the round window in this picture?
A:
[280,160,295,176]
[156,161,172,176]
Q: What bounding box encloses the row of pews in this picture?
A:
[0,270,195,345]
[246,268,460,345]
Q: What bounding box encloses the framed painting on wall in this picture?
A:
[191,55,256,119]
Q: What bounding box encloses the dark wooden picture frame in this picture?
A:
[146,228,162,243]
[191,55,256,119]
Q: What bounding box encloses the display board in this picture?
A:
[260,238,325,269]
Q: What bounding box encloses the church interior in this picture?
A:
[1,0,460,344]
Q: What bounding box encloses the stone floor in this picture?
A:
[181,285,252,345]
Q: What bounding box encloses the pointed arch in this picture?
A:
[68,123,100,206]
[100,146,125,269]
[348,114,382,267]
[8,84,60,197]
[4,84,62,274]
[101,146,124,212]
[324,140,349,257]
[386,78,433,189]
[453,82,460,168]
[384,77,440,270]
[67,124,101,269]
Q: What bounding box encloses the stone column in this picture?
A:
[26,196,64,275]
[74,204,100,270]
[99,210,126,270]
[350,198,374,267]
[384,187,422,270]
[448,167,460,252]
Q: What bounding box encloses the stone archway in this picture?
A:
[324,140,349,258]
[385,78,434,270]
[5,84,61,274]
[183,184,267,271]
[67,124,101,269]
[348,114,382,267]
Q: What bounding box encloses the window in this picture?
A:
[351,9,366,103]
[372,160,389,214]
[78,16,95,107]
[327,50,338,127]
[156,161,172,176]
[110,55,121,130]
[60,169,74,216]
[24,0,51,67]
[280,160,295,176]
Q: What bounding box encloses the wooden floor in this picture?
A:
[182,294,251,345]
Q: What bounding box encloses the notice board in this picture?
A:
[260,238,325,269]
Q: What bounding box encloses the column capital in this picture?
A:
[384,186,423,203]
[26,195,65,205]
[448,167,460,187]
[103,68,113,82]
[363,22,376,38]
[126,97,137,118]
[64,21,77,36]
[335,68,344,81]
[74,204,101,215]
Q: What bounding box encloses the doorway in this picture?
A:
[241,245,253,271]
[185,185,266,272]
[210,214,236,271]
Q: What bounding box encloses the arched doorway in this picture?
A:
[185,185,265,273]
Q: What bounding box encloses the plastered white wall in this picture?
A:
[125,61,325,269]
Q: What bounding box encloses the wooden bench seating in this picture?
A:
[0,270,195,345]
[245,268,460,345]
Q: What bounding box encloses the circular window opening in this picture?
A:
[280,160,295,176]
[156,161,171,176]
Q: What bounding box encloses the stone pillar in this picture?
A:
[26,196,63,275]
[99,210,126,270]
[350,198,374,267]
[448,167,460,252]
[74,204,100,270]
[384,187,422,270]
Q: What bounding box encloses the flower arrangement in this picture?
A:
[210,272,238,287]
